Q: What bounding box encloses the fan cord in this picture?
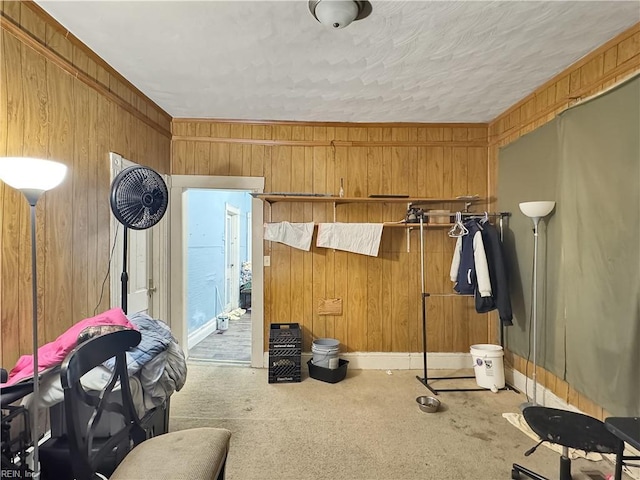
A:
[94,224,119,316]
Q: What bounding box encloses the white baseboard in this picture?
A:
[263,351,474,370]
[187,318,218,350]
[506,368,581,412]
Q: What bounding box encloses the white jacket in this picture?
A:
[450,229,492,297]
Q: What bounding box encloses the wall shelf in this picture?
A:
[252,193,481,206]
[255,193,483,237]
[255,194,486,253]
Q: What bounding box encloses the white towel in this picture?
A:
[316,223,383,257]
[264,222,314,251]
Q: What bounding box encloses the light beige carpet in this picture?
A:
[170,363,628,480]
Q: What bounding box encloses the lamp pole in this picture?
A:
[29,200,41,480]
[531,218,540,406]
[22,189,44,480]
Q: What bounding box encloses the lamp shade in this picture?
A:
[0,157,67,192]
[519,201,555,220]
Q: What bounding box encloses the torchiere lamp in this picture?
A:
[518,200,555,407]
[0,157,67,479]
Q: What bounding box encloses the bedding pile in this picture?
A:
[1,308,186,420]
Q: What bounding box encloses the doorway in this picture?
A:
[183,191,251,363]
[169,175,265,367]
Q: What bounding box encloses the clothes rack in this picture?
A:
[415,211,513,395]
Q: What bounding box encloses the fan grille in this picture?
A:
[110,166,168,230]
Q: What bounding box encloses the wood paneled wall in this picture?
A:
[488,23,640,420]
[0,2,171,368]
[172,121,493,353]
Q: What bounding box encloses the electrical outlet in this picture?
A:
[263,255,270,266]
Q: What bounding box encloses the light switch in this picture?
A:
[264,255,270,266]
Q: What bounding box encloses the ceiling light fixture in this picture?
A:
[309,0,372,29]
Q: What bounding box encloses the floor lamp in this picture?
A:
[519,201,555,407]
[0,157,67,480]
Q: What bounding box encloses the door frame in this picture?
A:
[170,175,265,367]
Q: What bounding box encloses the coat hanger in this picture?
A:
[448,212,469,238]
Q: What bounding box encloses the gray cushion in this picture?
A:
[110,427,231,480]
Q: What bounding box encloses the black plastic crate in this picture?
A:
[269,346,302,357]
[269,323,302,350]
[268,372,302,384]
[268,354,301,384]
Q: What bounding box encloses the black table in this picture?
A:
[605,417,640,450]
[605,417,640,480]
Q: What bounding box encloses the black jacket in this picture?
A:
[475,222,513,326]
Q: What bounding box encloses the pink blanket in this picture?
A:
[2,307,135,386]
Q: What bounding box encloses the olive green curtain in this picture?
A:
[498,76,639,416]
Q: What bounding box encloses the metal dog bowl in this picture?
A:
[416,395,441,413]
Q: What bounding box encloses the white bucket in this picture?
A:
[470,344,505,390]
[311,338,340,370]
[217,315,229,331]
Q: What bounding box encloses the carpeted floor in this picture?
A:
[170,363,629,480]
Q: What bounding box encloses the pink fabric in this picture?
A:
[2,308,135,386]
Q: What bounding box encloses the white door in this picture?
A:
[225,204,240,311]
[110,153,152,315]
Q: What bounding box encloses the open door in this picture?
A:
[225,204,240,311]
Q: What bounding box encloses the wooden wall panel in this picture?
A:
[172,121,490,353]
[2,27,26,362]
[0,4,171,368]
[489,23,640,418]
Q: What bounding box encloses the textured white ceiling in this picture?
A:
[36,1,640,123]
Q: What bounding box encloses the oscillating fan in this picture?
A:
[110,166,168,313]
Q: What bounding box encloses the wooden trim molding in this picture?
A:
[174,118,487,128]
[172,136,488,147]
[0,12,172,139]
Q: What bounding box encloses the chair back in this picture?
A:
[60,329,145,480]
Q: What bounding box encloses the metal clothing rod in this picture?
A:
[409,210,511,218]
[427,293,473,297]
[416,210,514,394]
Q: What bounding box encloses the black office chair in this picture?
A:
[512,406,624,480]
[38,329,146,480]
